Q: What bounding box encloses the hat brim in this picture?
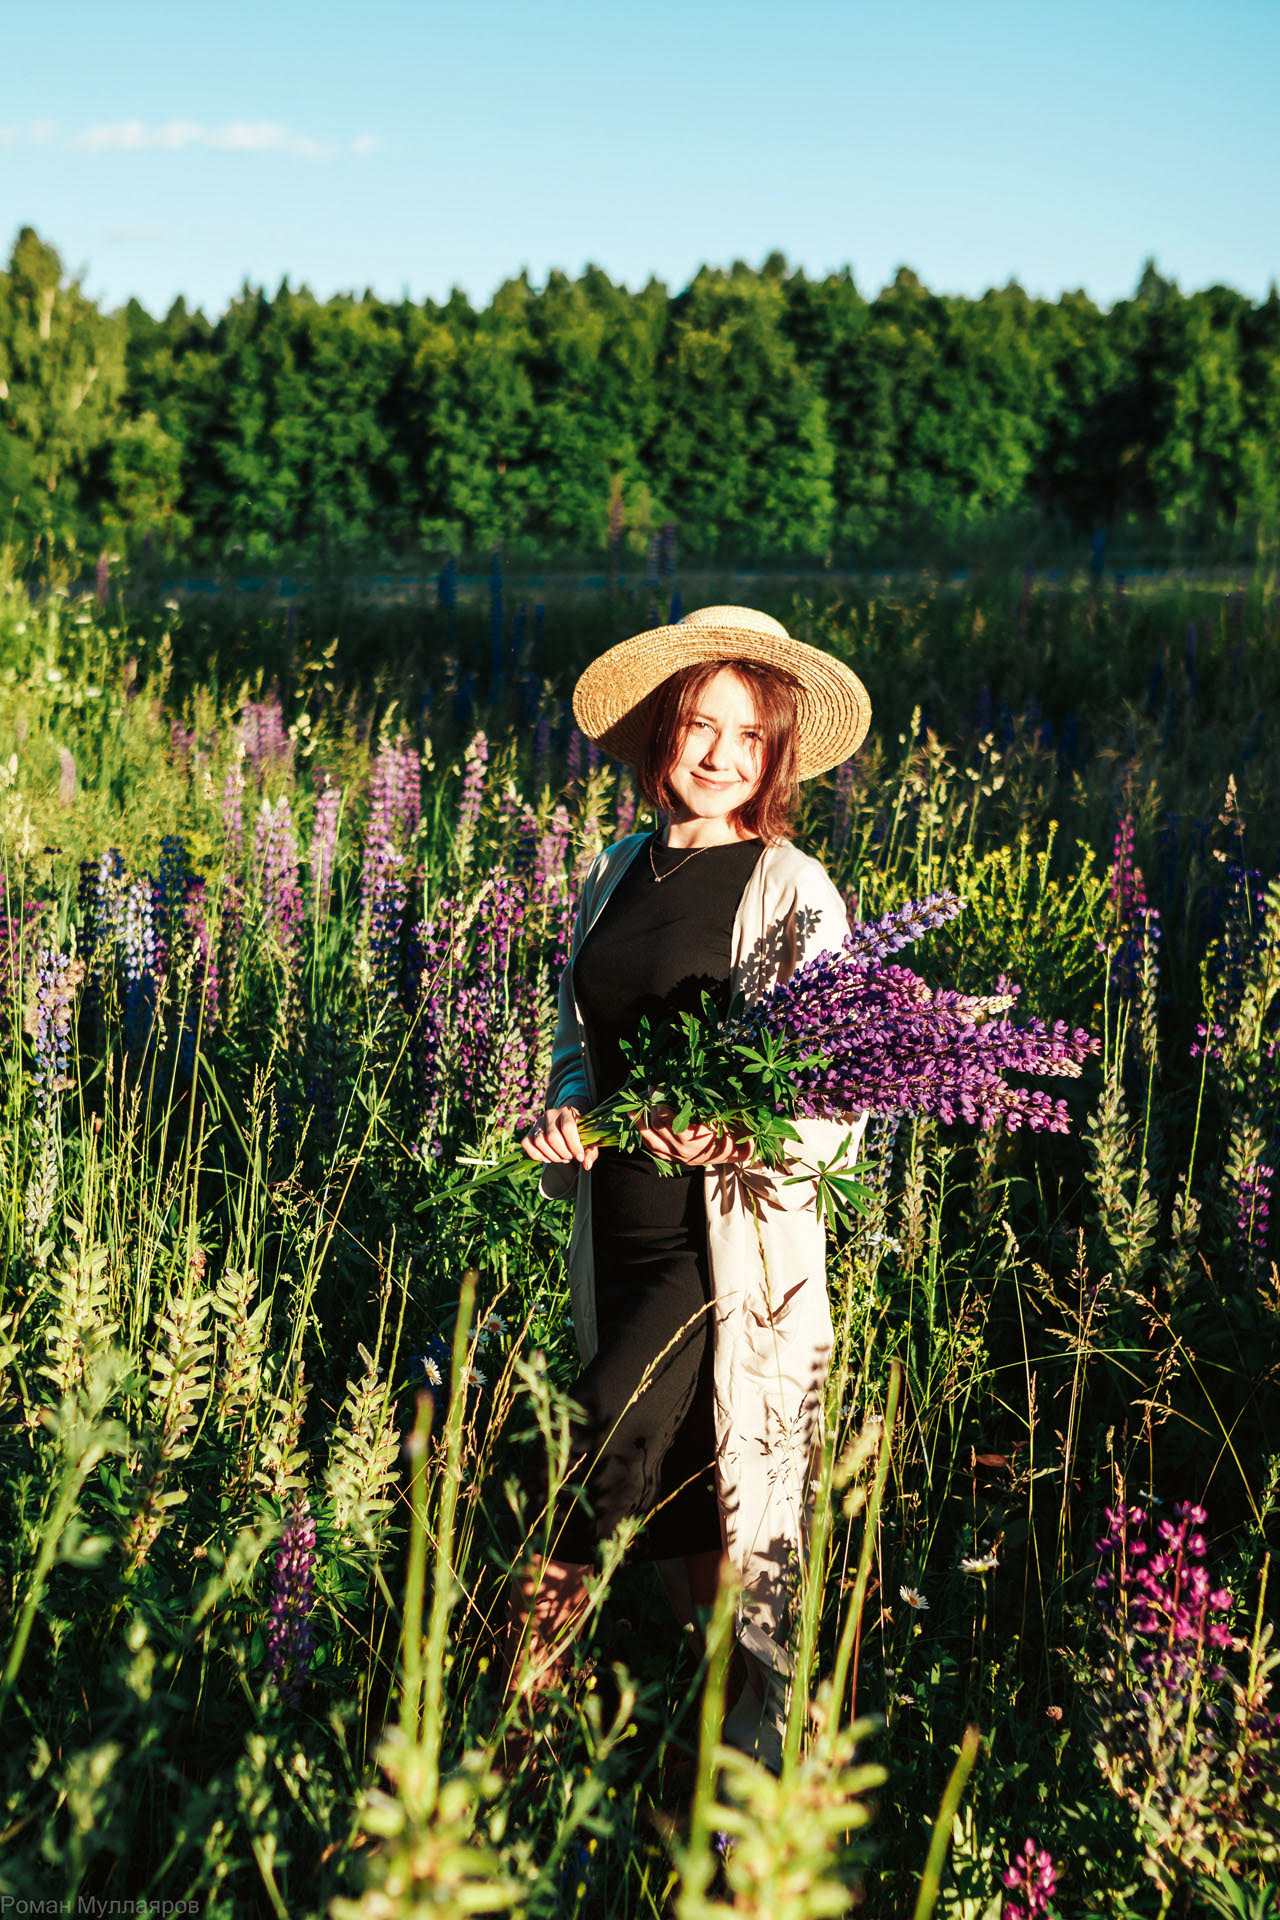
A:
[572,619,871,779]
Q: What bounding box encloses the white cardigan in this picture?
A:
[540,833,866,1675]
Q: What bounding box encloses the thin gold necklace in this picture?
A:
[648,831,714,884]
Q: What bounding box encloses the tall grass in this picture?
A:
[0,551,1277,1915]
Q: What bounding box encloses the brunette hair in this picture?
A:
[636,658,801,843]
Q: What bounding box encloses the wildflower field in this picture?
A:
[2,552,1280,1919]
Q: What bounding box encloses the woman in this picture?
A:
[513,604,871,1773]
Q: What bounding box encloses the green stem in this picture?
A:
[0,1435,112,1730]
[420,1271,477,1811]
[910,1725,982,1920]
[398,1393,432,1737]
[831,1358,902,1730]
[682,1575,738,1902]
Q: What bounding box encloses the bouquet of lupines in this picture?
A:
[424,891,1098,1208]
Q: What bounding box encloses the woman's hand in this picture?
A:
[637,1106,756,1169]
[521,1105,599,1171]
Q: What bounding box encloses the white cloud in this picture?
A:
[0,118,59,147]
[59,119,381,160]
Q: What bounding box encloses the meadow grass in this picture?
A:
[0,552,1278,1916]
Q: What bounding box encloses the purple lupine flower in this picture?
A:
[239,699,292,778]
[566,728,583,786]
[219,877,245,999]
[586,739,601,776]
[616,780,637,838]
[660,520,678,578]
[364,837,407,998]
[120,879,160,1054]
[170,721,195,774]
[95,552,109,607]
[840,891,963,963]
[367,745,420,849]
[1109,814,1139,922]
[1095,1503,1235,1689]
[403,902,456,1138]
[1193,850,1274,1062]
[265,1494,317,1705]
[406,872,556,1140]
[57,747,76,806]
[222,765,245,861]
[1002,1838,1057,1920]
[1108,813,1161,1001]
[457,732,489,836]
[181,876,218,1031]
[452,876,545,1128]
[1236,1160,1274,1282]
[736,893,1097,1134]
[28,945,82,1108]
[534,807,572,907]
[77,850,125,989]
[310,776,341,916]
[252,799,303,957]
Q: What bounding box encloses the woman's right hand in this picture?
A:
[521,1105,599,1170]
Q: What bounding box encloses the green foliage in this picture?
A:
[0,567,1278,1913]
[5,228,1280,562]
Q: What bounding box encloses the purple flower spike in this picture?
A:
[311,775,341,915]
[365,837,408,998]
[239,698,293,777]
[1108,812,1161,1001]
[840,890,964,963]
[252,799,303,959]
[1095,1502,1236,1688]
[368,744,421,849]
[30,945,83,1108]
[737,895,1097,1136]
[265,1493,317,1705]
[458,732,489,836]
[1002,1837,1058,1919]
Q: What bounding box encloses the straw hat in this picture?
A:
[572,605,871,779]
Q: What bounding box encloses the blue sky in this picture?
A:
[3,0,1277,317]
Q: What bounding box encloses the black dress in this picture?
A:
[546,832,765,1564]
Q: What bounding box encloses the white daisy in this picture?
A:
[464,1364,487,1388]
[960,1552,1000,1575]
[899,1584,930,1611]
[421,1356,442,1387]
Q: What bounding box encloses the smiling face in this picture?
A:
[664,667,764,829]
[637,656,801,843]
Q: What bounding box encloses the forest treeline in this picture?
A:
[1,223,1278,566]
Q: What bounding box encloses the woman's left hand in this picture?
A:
[637,1107,756,1169]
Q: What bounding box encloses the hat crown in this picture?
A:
[676,604,790,642]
